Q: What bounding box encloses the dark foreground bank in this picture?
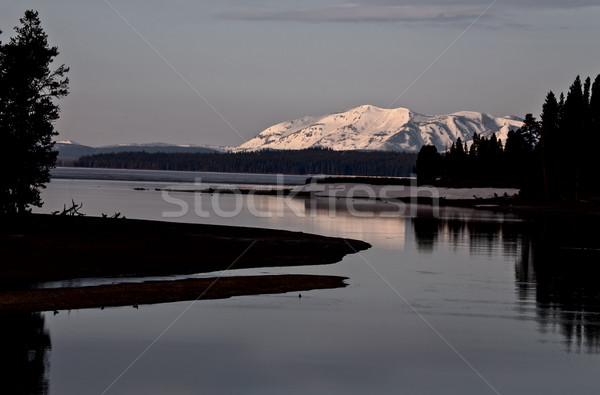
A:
[0,274,347,313]
[0,214,370,288]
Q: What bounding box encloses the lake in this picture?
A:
[5,168,600,394]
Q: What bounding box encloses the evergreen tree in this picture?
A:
[444,137,468,179]
[563,76,585,123]
[540,91,560,198]
[416,145,441,182]
[587,75,600,195]
[0,11,69,215]
[580,76,594,197]
[469,132,480,157]
[520,113,541,149]
[558,92,565,123]
[584,76,591,107]
[454,137,466,157]
[591,75,600,129]
[411,74,600,197]
[491,134,503,154]
[591,75,600,140]
[561,76,586,199]
[505,117,536,164]
[506,114,543,195]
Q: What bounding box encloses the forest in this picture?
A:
[74,148,418,177]
[416,74,600,199]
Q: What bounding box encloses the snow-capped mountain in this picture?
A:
[235,105,523,152]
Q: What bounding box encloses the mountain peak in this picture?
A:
[355,104,379,111]
[236,105,523,152]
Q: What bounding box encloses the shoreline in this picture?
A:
[1,214,370,288]
[0,274,347,313]
[50,168,600,216]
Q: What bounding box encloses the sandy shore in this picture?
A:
[0,214,370,288]
[0,274,347,313]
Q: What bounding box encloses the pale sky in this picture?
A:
[1,0,599,147]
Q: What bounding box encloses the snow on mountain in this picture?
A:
[235,105,523,152]
[56,140,80,145]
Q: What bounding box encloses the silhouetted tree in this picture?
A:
[540,91,563,198]
[558,92,565,114]
[469,133,480,157]
[416,145,441,182]
[505,114,539,189]
[591,76,600,132]
[444,137,469,179]
[0,10,69,215]
[521,113,541,148]
[562,76,587,199]
[580,76,595,197]
[584,76,591,107]
[414,74,600,198]
[590,76,600,195]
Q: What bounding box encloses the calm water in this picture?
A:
[50,167,309,185]
[5,170,600,394]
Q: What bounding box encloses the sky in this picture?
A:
[1,0,599,147]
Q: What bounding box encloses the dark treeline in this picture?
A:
[416,74,600,199]
[74,148,418,177]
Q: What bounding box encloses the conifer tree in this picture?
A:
[561,76,587,198]
[587,75,600,195]
[416,145,441,182]
[591,75,600,128]
[558,92,565,122]
[469,133,480,157]
[0,10,69,215]
[540,92,560,198]
[591,75,600,136]
[584,77,591,107]
[455,137,466,157]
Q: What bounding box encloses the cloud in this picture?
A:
[219,0,600,23]
[220,4,486,23]
[357,0,600,7]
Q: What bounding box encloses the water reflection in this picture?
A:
[410,210,520,257]
[412,213,600,353]
[259,196,408,249]
[516,217,600,354]
[0,313,51,394]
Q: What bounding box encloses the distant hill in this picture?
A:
[55,141,225,162]
[235,104,523,153]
